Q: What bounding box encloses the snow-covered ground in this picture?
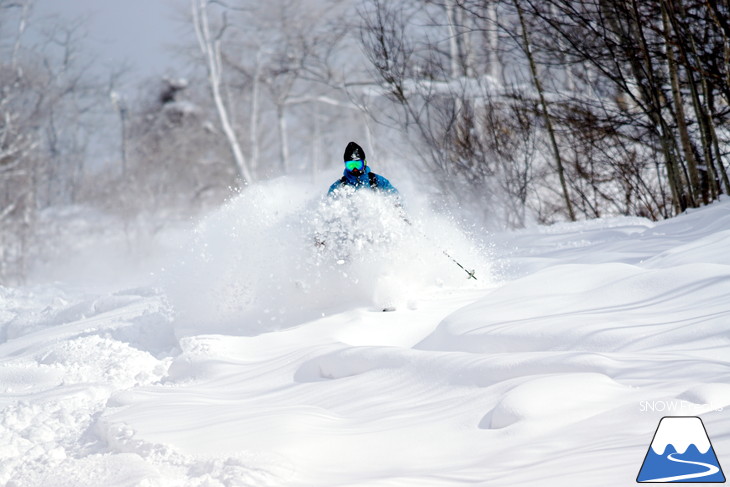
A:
[2,181,730,486]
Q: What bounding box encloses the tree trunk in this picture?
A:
[486,2,501,82]
[624,0,687,213]
[11,0,31,72]
[661,3,702,204]
[515,0,576,221]
[192,0,252,185]
[697,80,722,197]
[277,103,290,173]
[250,49,262,173]
[706,87,730,194]
[311,102,320,181]
[446,0,461,78]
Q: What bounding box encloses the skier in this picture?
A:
[315,141,401,250]
[328,141,399,196]
[319,141,476,280]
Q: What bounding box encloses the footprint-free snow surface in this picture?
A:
[2,184,730,486]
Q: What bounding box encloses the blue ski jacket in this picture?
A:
[328,166,399,196]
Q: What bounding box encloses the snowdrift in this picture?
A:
[2,189,730,486]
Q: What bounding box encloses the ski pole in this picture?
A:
[402,217,477,280]
[440,248,477,280]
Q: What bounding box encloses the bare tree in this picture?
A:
[191,0,253,185]
[0,0,127,281]
[514,0,575,220]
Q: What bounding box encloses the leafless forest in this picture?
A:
[2,0,729,281]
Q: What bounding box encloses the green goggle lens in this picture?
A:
[345,159,365,171]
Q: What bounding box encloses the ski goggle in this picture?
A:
[345,159,366,171]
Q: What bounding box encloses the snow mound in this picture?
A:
[486,373,629,430]
[417,262,730,354]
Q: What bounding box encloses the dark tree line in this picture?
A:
[358,0,730,225]
[528,0,730,213]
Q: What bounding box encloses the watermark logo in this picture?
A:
[639,400,723,413]
[637,416,725,483]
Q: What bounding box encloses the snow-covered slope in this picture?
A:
[2,186,730,486]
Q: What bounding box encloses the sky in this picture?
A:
[32,0,187,81]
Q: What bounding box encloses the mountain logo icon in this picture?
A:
[637,416,725,483]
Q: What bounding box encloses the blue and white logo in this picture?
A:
[637,416,725,483]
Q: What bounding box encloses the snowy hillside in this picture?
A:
[2,185,730,486]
